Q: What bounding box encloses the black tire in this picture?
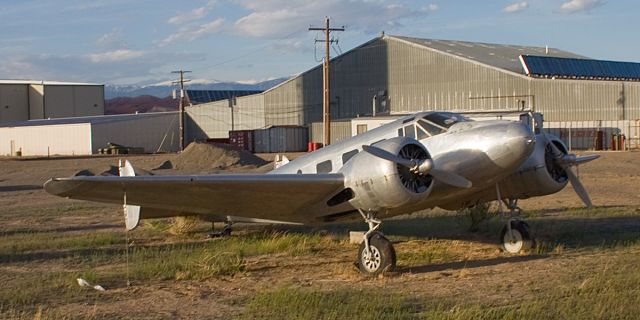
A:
[500,221,533,253]
[357,232,396,276]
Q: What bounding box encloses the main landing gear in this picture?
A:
[356,210,396,276]
[499,199,534,253]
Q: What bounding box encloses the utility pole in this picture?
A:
[172,69,191,151]
[309,17,344,146]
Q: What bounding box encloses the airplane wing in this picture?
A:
[43,174,345,224]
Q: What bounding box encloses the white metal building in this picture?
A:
[0,80,104,123]
[0,112,179,156]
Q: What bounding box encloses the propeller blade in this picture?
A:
[430,169,473,189]
[362,145,414,168]
[573,154,600,166]
[565,167,593,208]
[548,140,564,158]
[363,144,472,188]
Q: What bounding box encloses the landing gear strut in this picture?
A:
[208,216,233,238]
[356,210,396,276]
[499,199,534,253]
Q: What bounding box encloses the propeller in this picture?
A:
[362,145,472,189]
[544,133,599,208]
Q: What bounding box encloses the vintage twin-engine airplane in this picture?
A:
[44,111,599,275]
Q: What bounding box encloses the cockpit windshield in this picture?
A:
[422,112,471,128]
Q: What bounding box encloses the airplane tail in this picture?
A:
[119,160,141,230]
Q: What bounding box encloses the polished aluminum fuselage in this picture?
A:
[272,112,536,220]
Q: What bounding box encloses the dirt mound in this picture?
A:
[167,142,268,172]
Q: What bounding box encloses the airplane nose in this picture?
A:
[505,121,536,161]
[485,121,535,169]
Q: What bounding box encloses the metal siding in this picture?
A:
[385,39,532,113]
[0,84,29,122]
[309,120,351,144]
[92,113,180,153]
[73,86,104,116]
[186,93,265,140]
[254,126,308,153]
[0,123,91,156]
[28,85,45,119]
[44,86,75,118]
[532,79,637,121]
[264,39,390,127]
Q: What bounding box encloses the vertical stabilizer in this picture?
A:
[119,160,141,230]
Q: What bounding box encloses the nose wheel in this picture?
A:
[498,198,534,253]
[357,231,396,275]
[501,220,533,253]
[356,210,396,276]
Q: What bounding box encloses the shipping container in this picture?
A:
[254,126,308,153]
[229,130,254,152]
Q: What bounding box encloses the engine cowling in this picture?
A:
[499,133,569,199]
[339,137,434,211]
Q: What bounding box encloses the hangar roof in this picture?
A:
[0,80,102,86]
[391,35,586,75]
[0,112,177,128]
[186,90,263,104]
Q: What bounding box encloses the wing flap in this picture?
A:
[44,174,345,224]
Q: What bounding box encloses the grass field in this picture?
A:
[1,201,639,319]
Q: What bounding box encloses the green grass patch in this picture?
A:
[243,287,415,320]
[0,232,123,259]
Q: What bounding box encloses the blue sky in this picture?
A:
[1,0,638,85]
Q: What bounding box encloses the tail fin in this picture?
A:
[119,160,141,231]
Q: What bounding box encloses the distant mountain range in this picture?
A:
[105,77,289,99]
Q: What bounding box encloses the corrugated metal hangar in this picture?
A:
[0,80,104,123]
[0,112,179,156]
[187,34,640,150]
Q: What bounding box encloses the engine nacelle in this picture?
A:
[499,133,569,199]
[339,137,434,211]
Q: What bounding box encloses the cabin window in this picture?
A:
[417,125,429,140]
[419,119,445,136]
[316,160,333,173]
[356,124,368,135]
[423,112,471,128]
[342,149,359,165]
[397,128,403,137]
[404,124,416,139]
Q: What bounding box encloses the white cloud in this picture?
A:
[95,28,126,48]
[503,2,529,13]
[168,6,208,25]
[159,18,225,46]
[87,50,145,63]
[426,4,439,12]
[233,0,428,38]
[560,0,604,13]
[0,51,204,84]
